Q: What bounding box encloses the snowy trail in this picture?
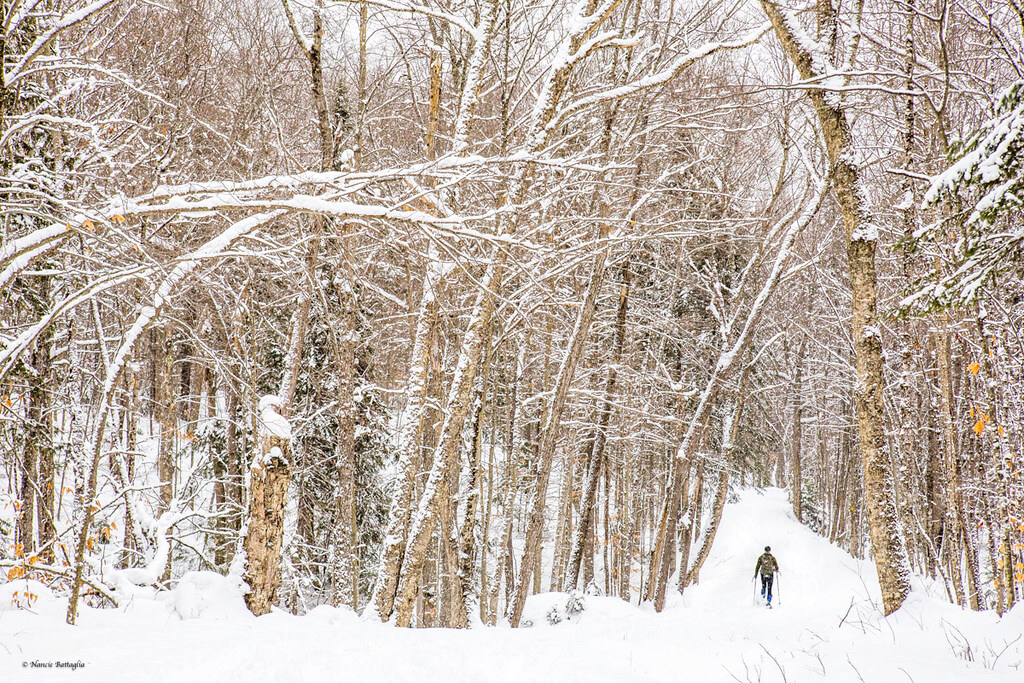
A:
[2,487,1021,682]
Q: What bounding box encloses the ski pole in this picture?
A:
[775,572,781,607]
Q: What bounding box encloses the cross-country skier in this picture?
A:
[754,546,780,607]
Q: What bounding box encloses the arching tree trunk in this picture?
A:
[681,362,750,589]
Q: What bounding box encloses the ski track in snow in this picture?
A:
[1,488,1021,682]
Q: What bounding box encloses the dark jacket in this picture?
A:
[755,552,779,577]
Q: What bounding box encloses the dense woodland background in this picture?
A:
[1,0,1022,628]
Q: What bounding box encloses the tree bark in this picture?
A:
[974,308,1016,613]
[155,325,176,582]
[936,326,966,606]
[681,363,750,589]
[760,0,911,615]
[330,231,359,609]
[453,338,494,626]
[393,263,501,627]
[565,263,631,591]
[508,243,610,627]
[242,425,292,616]
[792,339,805,522]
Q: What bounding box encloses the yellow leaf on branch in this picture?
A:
[973,420,985,435]
[968,362,980,376]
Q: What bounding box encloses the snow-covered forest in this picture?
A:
[2,0,1023,679]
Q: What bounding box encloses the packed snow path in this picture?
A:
[2,488,1021,682]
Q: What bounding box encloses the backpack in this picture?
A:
[759,553,777,576]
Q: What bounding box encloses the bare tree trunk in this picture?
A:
[488,341,526,623]
[654,452,693,611]
[508,243,610,627]
[240,233,313,614]
[226,390,243,539]
[17,280,54,558]
[924,388,943,579]
[213,396,230,567]
[646,380,690,604]
[775,445,786,487]
[393,263,501,627]
[960,504,983,611]
[453,339,494,626]
[155,325,176,582]
[242,418,292,616]
[549,447,575,592]
[480,409,496,623]
[330,232,359,609]
[792,339,805,522]
[566,264,631,590]
[760,0,911,615]
[974,308,1016,613]
[680,457,704,583]
[368,1,497,623]
[18,319,48,555]
[936,326,966,606]
[280,4,357,609]
[644,493,669,603]
[682,363,750,589]
[369,279,443,620]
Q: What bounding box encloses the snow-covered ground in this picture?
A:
[2,488,1021,682]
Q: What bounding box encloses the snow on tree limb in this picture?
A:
[0,266,154,381]
[336,0,479,39]
[550,24,772,132]
[67,211,285,623]
[4,0,117,88]
[0,222,71,291]
[924,81,1024,225]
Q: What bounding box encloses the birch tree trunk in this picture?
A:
[760,0,911,615]
[392,263,501,627]
[974,309,1016,613]
[368,283,444,621]
[453,338,494,626]
[330,243,359,609]
[155,325,176,582]
[368,0,497,622]
[242,412,292,616]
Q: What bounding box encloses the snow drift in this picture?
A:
[1,488,1020,682]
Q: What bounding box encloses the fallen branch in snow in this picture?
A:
[0,560,119,607]
[759,644,788,683]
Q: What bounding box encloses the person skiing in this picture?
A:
[754,546,779,607]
